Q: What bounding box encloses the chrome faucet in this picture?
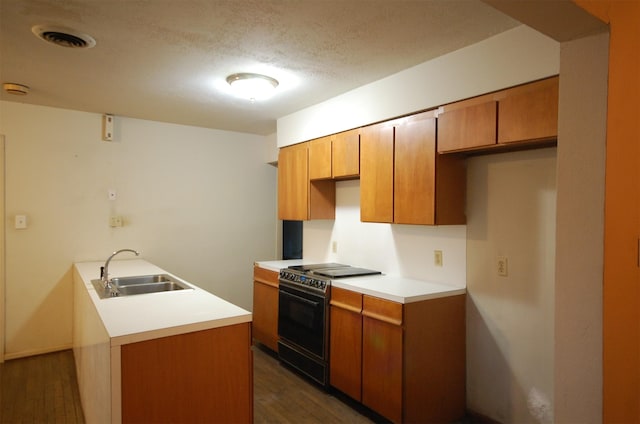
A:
[102,249,140,291]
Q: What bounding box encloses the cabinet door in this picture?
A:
[362,296,403,423]
[278,143,308,220]
[498,76,559,144]
[437,100,497,152]
[252,266,279,352]
[309,136,332,180]
[332,129,360,178]
[329,287,363,401]
[360,123,394,223]
[394,116,436,225]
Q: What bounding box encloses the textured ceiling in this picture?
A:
[0,0,519,135]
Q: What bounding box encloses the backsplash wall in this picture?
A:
[303,179,467,287]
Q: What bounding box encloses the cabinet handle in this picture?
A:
[362,310,402,326]
[330,300,362,314]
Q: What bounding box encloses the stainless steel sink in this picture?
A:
[91,274,193,299]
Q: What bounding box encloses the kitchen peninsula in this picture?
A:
[73,259,252,424]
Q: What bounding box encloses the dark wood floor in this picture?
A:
[0,350,85,423]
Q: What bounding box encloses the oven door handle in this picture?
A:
[280,290,321,307]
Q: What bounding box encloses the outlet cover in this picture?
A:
[434,250,443,267]
[497,256,508,277]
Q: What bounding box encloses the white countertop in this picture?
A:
[74,259,251,346]
[254,260,465,303]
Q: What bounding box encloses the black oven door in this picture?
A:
[278,282,326,360]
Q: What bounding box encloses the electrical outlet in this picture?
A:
[110,216,123,227]
[434,250,443,267]
[497,256,508,276]
[331,241,338,253]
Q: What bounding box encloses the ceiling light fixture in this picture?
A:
[226,73,279,101]
[3,83,30,95]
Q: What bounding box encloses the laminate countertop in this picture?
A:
[254,259,465,304]
[74,259,251,346]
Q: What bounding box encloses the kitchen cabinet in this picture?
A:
[437,76,559,153]
[278,142,335,220]
[253,265,279,352]
[73,260,253,423]
[329,287,466,423]
[329,286,363,401]
[360,122,394,222]
[362,295,403,423]
[309,136,332,180]
[332,129,360,179]
[360,112,466,225]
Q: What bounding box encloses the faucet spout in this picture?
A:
[102,249,140,290]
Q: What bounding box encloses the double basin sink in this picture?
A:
[91,273,192,299]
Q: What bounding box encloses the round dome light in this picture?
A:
[226,73,279,101]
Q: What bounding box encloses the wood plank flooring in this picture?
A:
[0,350,85,423]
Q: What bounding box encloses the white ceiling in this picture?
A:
[0,0,520,135]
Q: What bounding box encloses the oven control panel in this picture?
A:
[279,270,328,292]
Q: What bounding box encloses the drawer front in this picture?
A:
[253,265,278,288]
[362,295,402,326]
[330,287,362,313]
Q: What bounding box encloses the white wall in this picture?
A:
[466,148,557,423]
[554,32,608,422]
[277,25,560,147]
[304,180,467,286]
[0,101,277,358]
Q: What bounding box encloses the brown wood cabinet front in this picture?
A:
[278,143,308,220]
[359,123,395,223]
[252,266,279,352]
[332,129,360,179]
[362,295,403,423]
[498,76,559,144]
[121,323,253,423]
[308,136,332,180]
[329,287,363,401]
[437,100,498,152]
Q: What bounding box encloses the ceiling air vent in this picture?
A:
[31,25,96,49]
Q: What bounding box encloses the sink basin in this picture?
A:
[90,274,193,299]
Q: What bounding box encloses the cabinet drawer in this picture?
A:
[331,287,362,313]
[253,266,278,288]
[363,295,402,326]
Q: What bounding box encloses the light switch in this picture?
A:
[15,215,27,229]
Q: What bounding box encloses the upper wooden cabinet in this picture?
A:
[308,136,332,180]
[361,112,466,225]
[278,143,335,221]
[360,123,395,223]
[278,143,309,221]
[437,76,559,153]
[498,76,559,144]
[332,129,360,179]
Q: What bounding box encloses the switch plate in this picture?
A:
[108,189,117,200]
[15,215,27,229]
[497,256,508,276]
[434,250,443,267]
[110,216,123,227]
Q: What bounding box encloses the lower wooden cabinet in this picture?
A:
[329,287,363,401]
[252,265,279,352]
[121,323,253,423]
[329,287,466,423]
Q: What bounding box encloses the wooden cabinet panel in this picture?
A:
[498,76,559,144]
[252,266,279,352]
[329,287,363,401]
[394,117,436,225]
[362,313,403,423]
[121,323,253,423]
[278,144,308,220]
[332,129,360,178]
[360,123,394,223]
[309,136,332,180]
[437,100,497,152]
